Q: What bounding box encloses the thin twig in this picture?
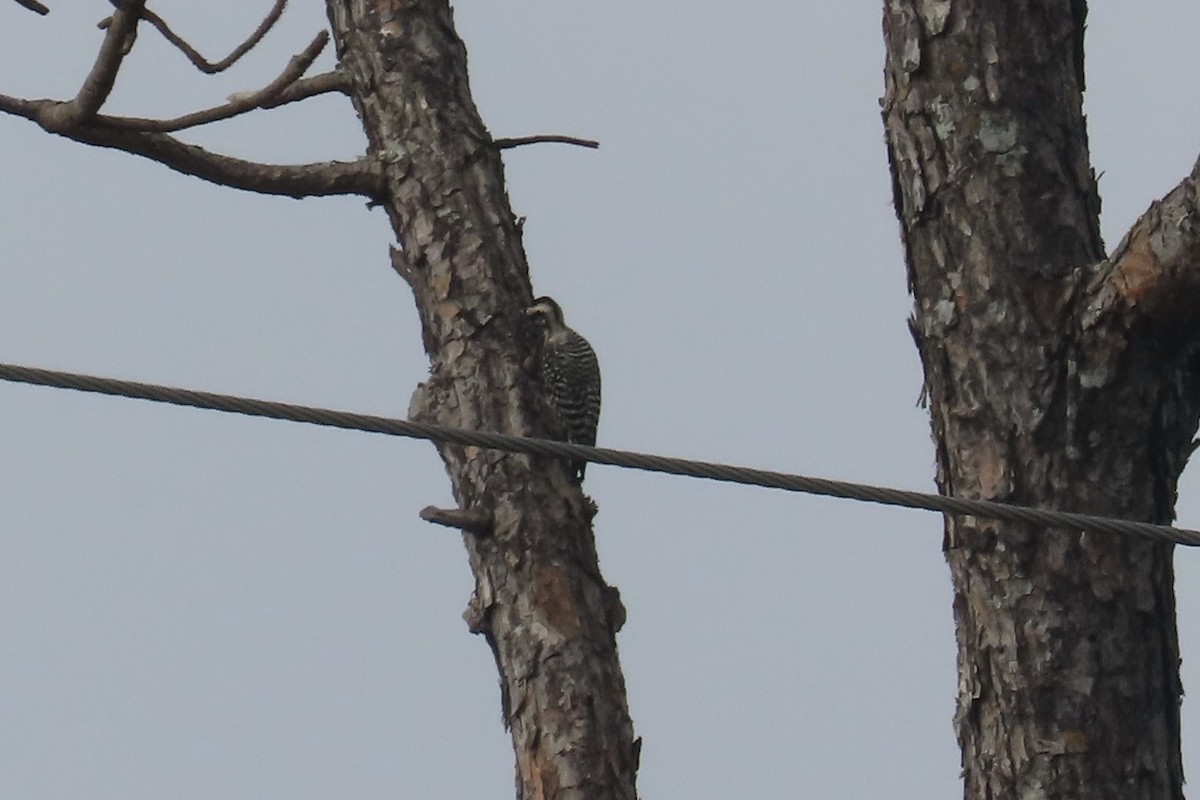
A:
[149,0,286,73]
[0,93,384,199]
[11,0,49,15]
[101,0,288,73]
[259,70,350,108]
[39,0,145,132]
[494,134,600,150]
[97,31,329,132]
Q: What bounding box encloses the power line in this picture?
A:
[2,360,1198,546]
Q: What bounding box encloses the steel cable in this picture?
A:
[2,360,1199,546]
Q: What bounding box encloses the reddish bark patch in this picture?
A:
[1112,228,1160,306]
[535,563,582,638]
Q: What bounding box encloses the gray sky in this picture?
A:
[2,2,1199,798]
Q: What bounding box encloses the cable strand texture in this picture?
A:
[1,361,1198,546]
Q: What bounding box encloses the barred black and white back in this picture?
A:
[525,296,601,481]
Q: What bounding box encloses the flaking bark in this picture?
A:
[325,3,638,799]
[883,2,1200,798]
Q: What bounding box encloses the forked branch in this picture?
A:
[258,70,350,108]
[0,0,366,199]
[100,0,288,74]
[39,0,145,132]
[0,93,383,199]
[97,31,332,132]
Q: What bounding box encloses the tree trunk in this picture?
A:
[324,3,638,799]
[881,2,1200,797]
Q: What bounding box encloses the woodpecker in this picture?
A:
[525,296,601,481]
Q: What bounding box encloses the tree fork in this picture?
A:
[883,2,1199,798]
[325,3,638,799]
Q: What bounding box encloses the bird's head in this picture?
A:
[525,296,566,332]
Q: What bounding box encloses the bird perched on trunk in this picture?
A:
[525,296,601,482]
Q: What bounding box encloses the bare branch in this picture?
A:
[11,0,49,15]
[420,505,494,536]
[259,70,350,108]
[132,0,288,73]
[73,127,382,199]
[494,134,600,151]
[0,93,383,199]
[39,0,145,132]
[96,31,329,132]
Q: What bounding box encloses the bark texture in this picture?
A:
[324,3,638,799]
[883,2,1200,798]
